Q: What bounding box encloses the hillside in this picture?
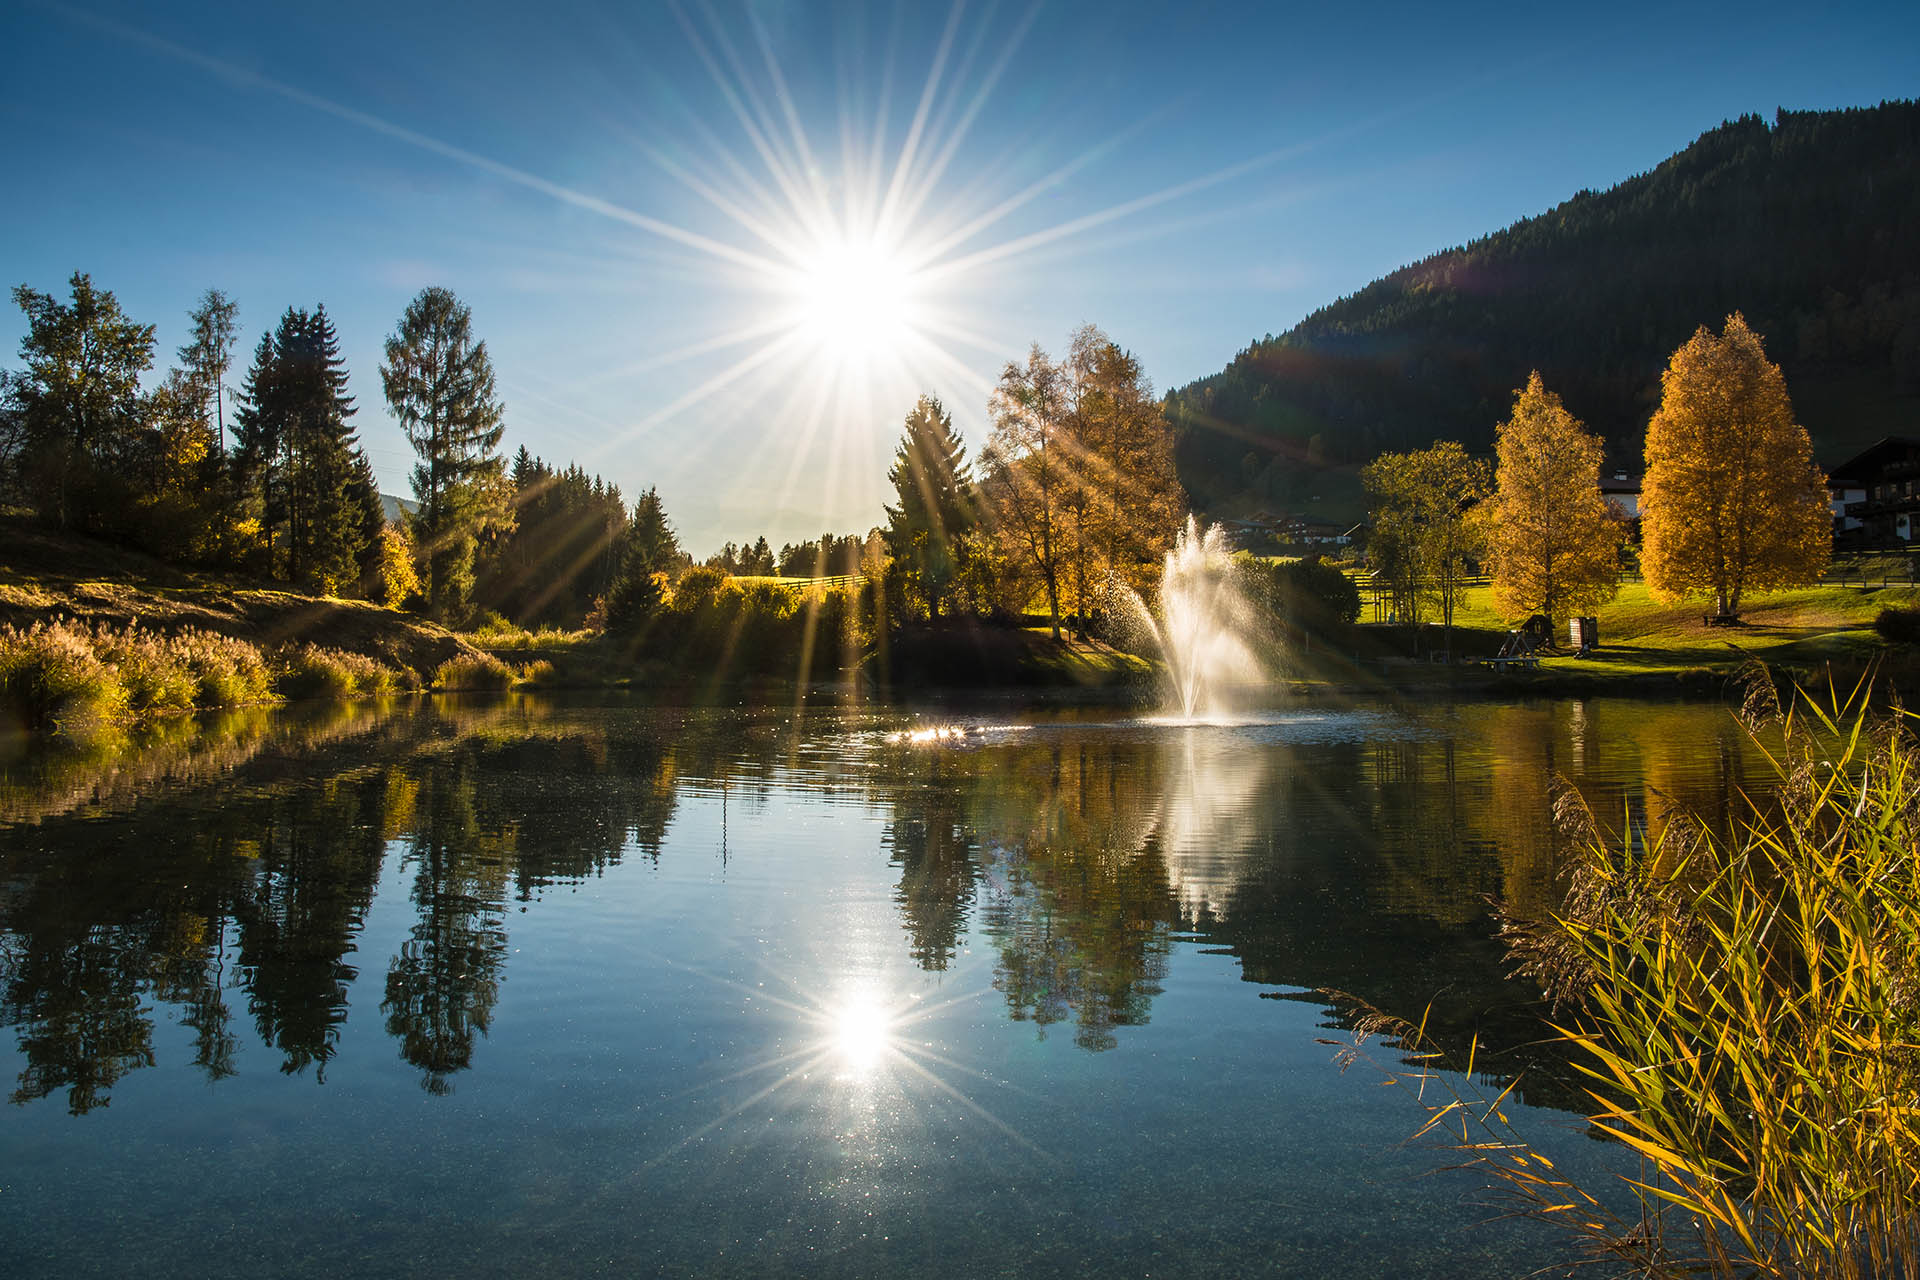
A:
[0,517,484,680]
[1170,101,1920,519]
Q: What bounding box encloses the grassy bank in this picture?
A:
[0,519,546,734]
[0,516,490,681]
[1311,579,1920,696]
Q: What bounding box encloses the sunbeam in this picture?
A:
[61,0,1360,538]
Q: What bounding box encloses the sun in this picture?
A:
[788,232,919,365]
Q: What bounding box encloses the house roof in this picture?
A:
[1826,437,1920,483]
[1598,471,1642,493]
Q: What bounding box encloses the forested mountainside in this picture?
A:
[1169,101,1920,517]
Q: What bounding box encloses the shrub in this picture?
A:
[1874,603,1920,644]
[373,522,422,609]
[432,652,515,692]
[604,568,670,633]
[274,644,358,701]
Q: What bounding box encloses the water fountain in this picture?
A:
[1123,516,1268,721]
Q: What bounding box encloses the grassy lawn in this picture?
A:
[1434,579,1919,676]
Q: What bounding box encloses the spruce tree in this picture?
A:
[230,328,286,569]
[285,306,366,593]
[232,307,372,592]
[381,286,511,620]
[884,395,974,620]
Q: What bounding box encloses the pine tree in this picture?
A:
[1481,372,1625,629]
[1640,314,1830,618]
[382,287,512,620]
[884,395,973,620]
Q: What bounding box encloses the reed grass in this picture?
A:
[0,619,131,729]
[274,643,402,701]
[431,651,515,692]
[0,619,412,730]
[1329,672,1920,1278]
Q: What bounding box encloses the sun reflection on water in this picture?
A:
[829,990,896,1076]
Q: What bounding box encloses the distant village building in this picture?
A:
[1828,437,1920,547]
[1599,470,1641,520]
[1219,512,1356,551]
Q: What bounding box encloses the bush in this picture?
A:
[431,652,515,691]
[1240,555,1362,631]
[274,644,358,701]
[1874,603,1920,644]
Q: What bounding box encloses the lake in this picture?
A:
[0,694,1773,1277]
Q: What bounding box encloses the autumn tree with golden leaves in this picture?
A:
[1480,372,1624,629]
[982,326,1183,639]
[1640,314,1829,619]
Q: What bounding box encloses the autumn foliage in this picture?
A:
[1481,372,1624,626]
[1640,314,1829,617]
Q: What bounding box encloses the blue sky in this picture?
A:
[5,0,1916,551]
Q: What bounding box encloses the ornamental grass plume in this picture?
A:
[430,652,515,692]
[1328,671,1920,1279]
[0,619,130,730]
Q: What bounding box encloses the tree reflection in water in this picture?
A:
[0,697,1773,1113]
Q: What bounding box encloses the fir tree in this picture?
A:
[382,287,511,620]
[884,395,974,620]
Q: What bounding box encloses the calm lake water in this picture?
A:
[0,694,1773,1278]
